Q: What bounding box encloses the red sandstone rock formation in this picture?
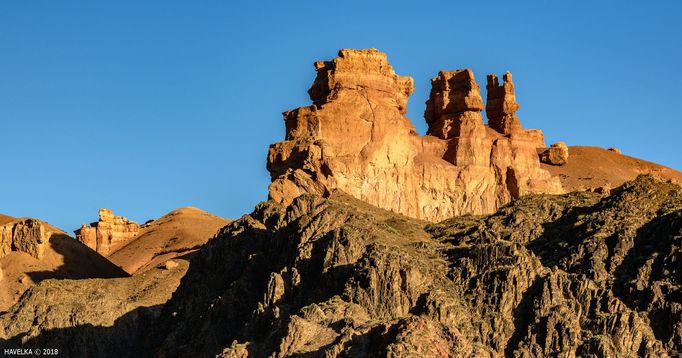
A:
[486,71,522,135]
[267,49,563,221]
[75,208,140,256]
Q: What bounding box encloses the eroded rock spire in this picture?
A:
[267,49,562,221]
[486,71,522,134]
[75,208,140,256]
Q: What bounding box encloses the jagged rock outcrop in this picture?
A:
[75,208,140,256]
[156,175,682,356]
[486,71,522,135]
[267,49,562,222]
[540,141,569,166]
[2,175,681,357]
[0,218,50,259]
[425,69,485,139]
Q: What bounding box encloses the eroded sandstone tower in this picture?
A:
[75,208,140,256]
[267,49,562,221]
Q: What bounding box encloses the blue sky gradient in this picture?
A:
[1,1,680,231]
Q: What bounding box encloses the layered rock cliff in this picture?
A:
[267,49,562,222]
[75,208,140,256]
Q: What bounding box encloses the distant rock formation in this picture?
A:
[75,208,140,256]
[485,71,522,135]
[0,215,128,312]
[1,219,51,259]
[267,49,562,221]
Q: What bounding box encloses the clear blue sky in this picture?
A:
[1,1,680,231]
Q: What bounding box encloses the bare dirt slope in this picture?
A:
[0,219,127,312]
[106,207,230,274]
[0,214,14,225]
[542,146,682,191]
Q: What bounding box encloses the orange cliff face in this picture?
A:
[74,208,140,256]
[267,49,563,222]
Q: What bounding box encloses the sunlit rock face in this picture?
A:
[267,48,562,222]
[75,208,140,256]
[0,219,50,259]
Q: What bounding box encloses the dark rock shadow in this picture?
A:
[25,233,129,282]
[0,305,160,358]
[526,203,600,271]
[504,276,544,357]
[612,210,682,344]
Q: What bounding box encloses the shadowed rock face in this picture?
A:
[147,175,680,357]
[0,259,188,356]
[267,48,562,222]
[2,175,681,357]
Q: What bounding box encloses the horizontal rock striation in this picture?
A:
[75,208,140,256]
[267,49,562,222]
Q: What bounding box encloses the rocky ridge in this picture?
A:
[4,175,679,356]
[267,49,563,223]
[0,258,188,356]
[147,175,681,357]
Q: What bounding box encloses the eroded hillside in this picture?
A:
[4,175,678,356]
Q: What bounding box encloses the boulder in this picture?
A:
[540,142,569,166]
[159,260,179,270]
